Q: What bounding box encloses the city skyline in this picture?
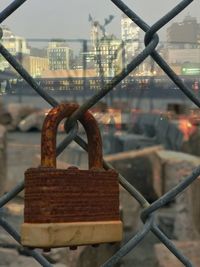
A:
[0,0,199,41]
[1,12,200,79]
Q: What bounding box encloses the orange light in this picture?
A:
[178,119,196,141]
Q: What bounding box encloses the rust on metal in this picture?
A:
[24,103,120,224]
[41,103,103,169]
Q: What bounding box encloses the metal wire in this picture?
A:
[0,217,53,267]
[0,0,28,23]
[0,0,199,266]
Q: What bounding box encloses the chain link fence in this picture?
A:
[0,0,199,266]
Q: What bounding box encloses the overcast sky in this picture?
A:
[0,0,199,42]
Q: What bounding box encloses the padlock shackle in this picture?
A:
[41,103,103,169]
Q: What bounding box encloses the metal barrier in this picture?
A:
[0,0,199,266]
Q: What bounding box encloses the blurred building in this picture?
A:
[121,14,140,64]
[166,16,200,73]
[167,15,200,48]
[22,47,48,77]
[47,41,73,70]
[0,25,30,70]
[94,35,122,77]
[166,47,200,65]
[22,56,49,78]
[1,25,30,55]
[74,47,96,70]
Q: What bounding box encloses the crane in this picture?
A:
[88,14,114,37]
[88,13,115,95]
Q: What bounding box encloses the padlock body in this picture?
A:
[21,167,122,248]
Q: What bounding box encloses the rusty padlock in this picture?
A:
[21,103,122,248]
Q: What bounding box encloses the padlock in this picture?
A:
[21,103,122,248]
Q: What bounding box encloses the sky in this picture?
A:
[0,0,199,43]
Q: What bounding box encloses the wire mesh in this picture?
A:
[0,0,199,266]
